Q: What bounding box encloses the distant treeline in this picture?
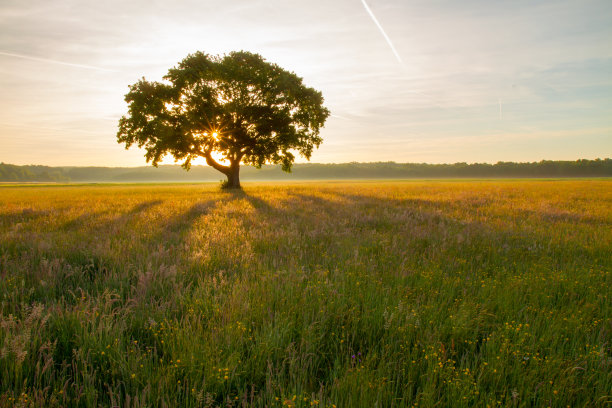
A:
[1,159,611,182]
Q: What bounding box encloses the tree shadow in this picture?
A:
[510,207,609,226]
[130,191,246,262]
[241,192,279,215]
[115,200,164,223]
[22,186,607,302]
[156,200,216,240]
[236,188,610,280]
[324,190,610,269]
[59,200,164,231]
[0,208,52,228]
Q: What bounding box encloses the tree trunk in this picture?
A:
[204,151,241,189]
[225,163,240,189]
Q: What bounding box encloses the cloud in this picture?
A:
[0,50,115,71]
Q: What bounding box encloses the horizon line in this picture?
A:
[1,158,609,169]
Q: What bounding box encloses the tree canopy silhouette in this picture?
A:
[117,51,329,188]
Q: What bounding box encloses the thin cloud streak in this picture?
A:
[331,114,350,120]
[0,122,110,136]
[360,0,403,64]
[0,51,115,72]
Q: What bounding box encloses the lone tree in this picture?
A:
[117,51,329,188]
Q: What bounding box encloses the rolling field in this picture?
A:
[0,181,610,407]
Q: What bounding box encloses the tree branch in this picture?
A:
[202,150,231,174]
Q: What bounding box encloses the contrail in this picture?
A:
[0,51,115,72]
[331,114,350,120]
[360,0,403,64]
[499,98,502,120]
[0,122,109,136]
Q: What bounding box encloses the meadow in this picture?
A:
[0,180,610,407]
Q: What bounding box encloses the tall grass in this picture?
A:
[0,181,610,407]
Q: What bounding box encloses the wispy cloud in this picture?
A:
[330,114,350,120]
[0,51,115,72]
[0,121,110,136]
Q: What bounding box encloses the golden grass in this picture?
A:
[0,180,610,407]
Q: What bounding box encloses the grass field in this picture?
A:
[0,181,610,407]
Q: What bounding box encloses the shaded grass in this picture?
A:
[0,181,610,407]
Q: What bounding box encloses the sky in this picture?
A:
[1,0,611,166]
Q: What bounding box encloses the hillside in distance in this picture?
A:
[0,159,611,182]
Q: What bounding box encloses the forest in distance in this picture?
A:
[1,158,611,183]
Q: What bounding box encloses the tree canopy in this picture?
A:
[117,51,329,188]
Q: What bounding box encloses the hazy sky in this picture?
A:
[1,0,611,166]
